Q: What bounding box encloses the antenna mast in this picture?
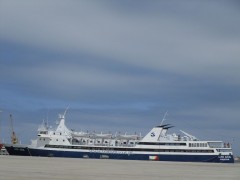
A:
[63,106,69,117]
[160,111,168,126]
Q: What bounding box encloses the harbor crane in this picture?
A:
[9,114,18,144]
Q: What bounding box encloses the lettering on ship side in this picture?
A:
[89,149,133,155]
[13,148,25,152]
[218,155,231,161]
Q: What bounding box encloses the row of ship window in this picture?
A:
[40,138,137,146]
[138,142,187,146]
[138,142,208,148]
[76,140,136,144]
[39,132,62,135]
[39,139,208,148]
[44,145,214,153]
[39,138,135,145]
[189,143,208,147]
[39,138,65,142]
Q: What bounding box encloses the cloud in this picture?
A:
[1,0,240,84]
[0,0,240,155]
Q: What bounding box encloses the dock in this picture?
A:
[0,156,239,180]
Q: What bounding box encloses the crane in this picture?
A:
[0,110,3,150]
[9,114,18,144]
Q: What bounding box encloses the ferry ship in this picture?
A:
[4,111,234,163]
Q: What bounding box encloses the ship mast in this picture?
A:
[160,111,168,126]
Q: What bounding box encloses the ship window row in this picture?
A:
[44,145,213,153]
[189,143,208,147]
[39,131,47,134]
[39,138,66,142]
[137,142,187,146]
[216,149,232,152]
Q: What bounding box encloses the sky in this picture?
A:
[0,0,240,156]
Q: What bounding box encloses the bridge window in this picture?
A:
[208,142,223,148]
[39,131,47,134]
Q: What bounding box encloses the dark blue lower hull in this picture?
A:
[4,144,31,156]
[28,148,234,163]
[4,144,234,163]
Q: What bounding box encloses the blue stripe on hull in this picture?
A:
[29,148,234,163]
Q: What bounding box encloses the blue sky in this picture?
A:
[0,0,240,156]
